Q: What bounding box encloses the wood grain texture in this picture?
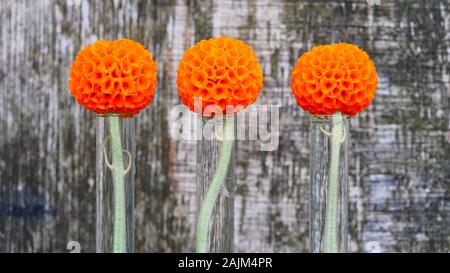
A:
[0,0,449,252]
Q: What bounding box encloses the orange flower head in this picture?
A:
[291,43,377,116]
[69,39,157,117]
[176,37,263,116]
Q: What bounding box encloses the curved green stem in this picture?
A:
[323,112,344,253]
[109,115,126,253]
[196,116,234,253]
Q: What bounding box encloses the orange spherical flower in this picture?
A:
[69,39,157,117]
[176,37,263,116]
[291,43,377,116]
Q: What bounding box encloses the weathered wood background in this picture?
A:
[0,0,449,253]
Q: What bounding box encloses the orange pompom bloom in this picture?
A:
[176,37,263,115]
[69,39,157,117]
[291,43,377,116]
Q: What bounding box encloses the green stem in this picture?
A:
[196,116,234,253]
[323,112,344,253]
[109,115,126,253]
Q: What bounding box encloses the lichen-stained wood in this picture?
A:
[0,0,449,252]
